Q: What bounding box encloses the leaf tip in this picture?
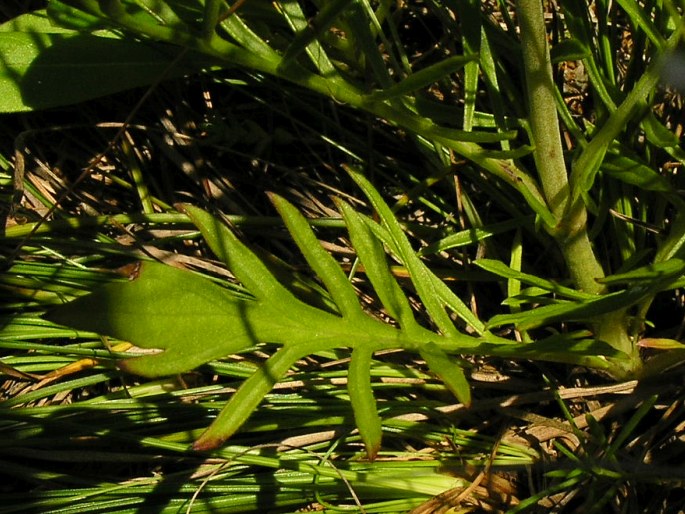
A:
[365,441,381,462]
[192,432,225,452]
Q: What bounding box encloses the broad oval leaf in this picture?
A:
[44,261,261,377]
[0,28,209,112]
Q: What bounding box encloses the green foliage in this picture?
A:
[3,0,685,508]
[11,0,684,442]
[45,170,619,453]
[0,10,211,112]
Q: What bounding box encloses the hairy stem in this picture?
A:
[517,0,606,292]
[517,0,569,221]
[517,0,638,375]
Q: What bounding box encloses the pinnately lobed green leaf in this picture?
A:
[42,196,626,450]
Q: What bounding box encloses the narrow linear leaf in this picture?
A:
[569,31,677,203]
[344,2,392,88]
[550,38,591,62]
[278,0,351,74]
[638,338,685,350]
[419,217,531,256]
[487,287,650,331]
[218,10,281,62]
[602,151,673,192]
[597,259,685,287]
[337,198,417,330]
[420,342,471,407]
[370,55,477,101]
[475,259,594,301]
[269,193,364,320]
[348,348,382,460]
[640,111,681,149]
[471,333,627,369]
[615,0,666,49]
[451,0,481,132]
[194,345,305,451]
[508,230,524,302]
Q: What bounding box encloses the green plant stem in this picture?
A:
[517,0,638,376]
[517,0,607,293]
[516,0,606,293]
[202,0,223,41]
[60,0,554,226]
[516,0,569,222]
